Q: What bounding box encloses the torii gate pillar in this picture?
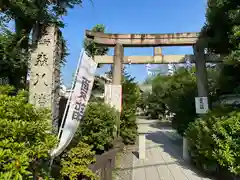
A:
[104,43,123,115]
[194,44,208,97]
[105,43,124,137]
[112,43,124,85]
[183,43,208,162]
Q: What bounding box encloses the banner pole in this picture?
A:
[49,49,84,172]
[57,49,84,140]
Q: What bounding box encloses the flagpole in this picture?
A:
[49,49,84,171]
[57,49,84,140]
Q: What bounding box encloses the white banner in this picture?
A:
[51,51,97,157]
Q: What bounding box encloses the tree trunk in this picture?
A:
[12,18,33,89]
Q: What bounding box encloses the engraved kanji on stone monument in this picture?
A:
[29,24,62,133]
[35,52,48,66]
[38,38,51,46]
[33,93,49,107]
[33,73,48,86]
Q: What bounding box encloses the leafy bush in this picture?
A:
[80,102,117,154]
[120,108,138,144]
[0,30,28,89]
[144,92,165,119]
[53,101,117,179]
[120,72,141,144]
[186,106,240,176]
[0,85,15,95]
[0,86,57,179]
[60,141,96,180]
[52,119,96,180]
[150,68,197,135]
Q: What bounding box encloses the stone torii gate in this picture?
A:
[85,30,222,160]
[85,30,221,108]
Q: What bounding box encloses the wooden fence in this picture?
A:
[85,142,124,180]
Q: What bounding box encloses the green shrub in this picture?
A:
[52,119,96,180]
[0,86,57,179]
[80,102,117,154]
[120,72,141,144]
[120,108,138,144]
[0,85,15,95]
[144,92,165,119]
[186,106,240,175]
[150,68,197,135]
[60,141,96,180]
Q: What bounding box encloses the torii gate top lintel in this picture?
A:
[85,30,200,47]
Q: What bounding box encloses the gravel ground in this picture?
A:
[113,145,138,180]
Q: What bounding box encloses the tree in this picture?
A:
[0,0,82,88]
[143,68,198,135]
[120,70,141,144]
[143,75,155,84]
[84,24,109,58]
[200,0,240,100]
[89,75,105,102]
[84,24,109,99]
[200,0,240,54]
[1,0,83,45]
[0,28,28,88]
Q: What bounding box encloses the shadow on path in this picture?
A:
[145,122,214,179]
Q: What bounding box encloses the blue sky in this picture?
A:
[61,0,207,87]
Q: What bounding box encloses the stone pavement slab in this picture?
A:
[132,118,213,180]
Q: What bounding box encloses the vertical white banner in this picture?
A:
[51,51,97,157]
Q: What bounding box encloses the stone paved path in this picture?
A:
[132,118,213,180]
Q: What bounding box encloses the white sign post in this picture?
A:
[183,97,209,161]
[195,97,209,114]
[104,84,112,105]
[50,50,97,157]
[110,85,122,112]
[104,84,122,137]
[104,84,122,112]
[182,96,209,161]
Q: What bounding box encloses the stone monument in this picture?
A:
[29,24,62,133]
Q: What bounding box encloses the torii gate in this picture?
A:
[85,30,222,160]
[85,30,221,108]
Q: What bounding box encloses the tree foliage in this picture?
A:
[201,0,240,97]
[186,107,240,176]
[89,76,105,103]
[0,85,57,179]
[84,24,109,58]
[84,24,109,97]
[201,0,240,54]
[120,70,141,144]
[52,102,117,179]
[80,102,117,154]
[0,28,28,88]
[0,0,75,54]
[60,141,96,180]
[1,0,83,31]
[151,68,197,135]
[0,0,81,88]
